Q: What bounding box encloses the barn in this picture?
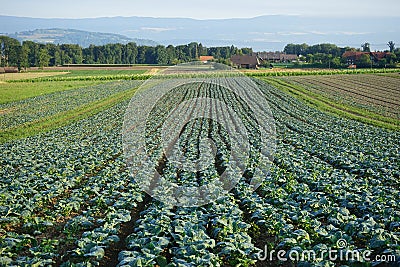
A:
[230,55,260,69]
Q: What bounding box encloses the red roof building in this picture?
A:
[342,51,391,65]
[199,56,214,62]
[257,52,298,62]
[370,52,390,61]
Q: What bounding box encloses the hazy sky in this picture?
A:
[2,0,400,19]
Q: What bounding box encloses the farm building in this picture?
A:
[230,54,260,69]
[342,51,391,65]
[370,52,391,62]
[279,53,298,62]
[199,56,214,63]
[257,52,298,62]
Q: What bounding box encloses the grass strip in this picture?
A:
[260,77,400,131]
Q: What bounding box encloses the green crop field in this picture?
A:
[0,70,399,267]
[0,80,104,104]
[58,69,147,77]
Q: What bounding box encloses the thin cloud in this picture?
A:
[338,31,371,35]
[309,31,327,35]
[140,27,176,32]
[252,38,282,43]
[278,32,308,36]
[122,29,139,33]
[249,32,275,35]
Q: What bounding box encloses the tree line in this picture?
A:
[1,35,399,69]
[0,36,253,69]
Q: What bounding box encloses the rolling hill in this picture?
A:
[5,28,158,47]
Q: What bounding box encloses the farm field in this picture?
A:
[0,70,399,267]
[45,69,147,77]
[0,72,69,82]
[278,74,399,120]
[262,74,400,130]
[0,80,105,104]
[2,67,154,84]
[242,68,400,77]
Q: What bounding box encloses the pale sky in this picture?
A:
[1,0,400,19]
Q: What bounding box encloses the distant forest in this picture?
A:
[0,36,253,69]
[0,36,399,69]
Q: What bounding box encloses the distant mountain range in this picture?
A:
[6,28,157,47]
[1,15,399,51]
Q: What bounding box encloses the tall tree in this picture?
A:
[240,47,253,55]
[188,42,199,59]
[199,43,207,56]
[83,45,96,64]
[144,46,156,64]
[125,42,138,64]
[361,42,371,52]
[19,42,30,70]
[23,41,39,67]
[357,53,372,68]
[0,36,21,67]
[60,44,83,64]
[137,46,147,64]
[387,41,395,53]
[306,43,341,57]
[38,48,50,68]
[155,45,168,65]
[166,45,176,64]
[45,43,61,66]
[284,43,308,55]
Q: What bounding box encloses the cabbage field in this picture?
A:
[0,70,399,267]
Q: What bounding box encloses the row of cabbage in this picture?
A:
[118,80,264,266]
